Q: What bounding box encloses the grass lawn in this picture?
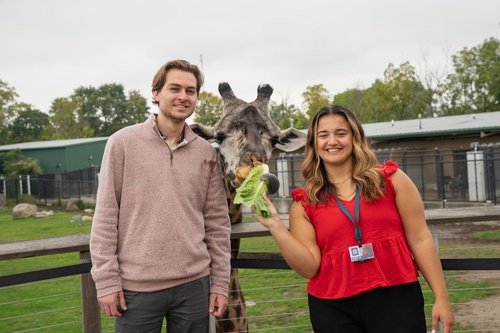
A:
[0,207,499,332]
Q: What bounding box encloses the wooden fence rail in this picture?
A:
[1,205,500,332]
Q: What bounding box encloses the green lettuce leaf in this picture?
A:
[234,164,271,218]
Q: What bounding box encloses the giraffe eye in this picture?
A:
[214,134,225,144]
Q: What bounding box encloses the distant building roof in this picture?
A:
[0,137,109,151]
[299,111,500,140]
[363,111,500,140]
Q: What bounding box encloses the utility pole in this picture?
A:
[199,54,204,93]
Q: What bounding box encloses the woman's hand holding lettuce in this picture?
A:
[234,164,279,218]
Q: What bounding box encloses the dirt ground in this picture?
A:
[436,221,500,332]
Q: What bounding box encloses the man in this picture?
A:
[90,59,231,333]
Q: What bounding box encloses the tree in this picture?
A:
[123,90,150,126]
[0,80,19,145]
[47,97,93,140]
[414,48,450,117]
[74,83,149,136]
[383,62,429,120]
[442,37,500,115]
[8,105,50,143]
[360,79,393,122]
[302,84,331,124]
[193,91,223,126]
[6,157,43,177]
[269,98,308,129]
[74,86,102,134]
[96,83,128,136]
[0,149,40,177]
[333,88,366,121]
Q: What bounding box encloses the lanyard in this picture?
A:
[335,187,362,247]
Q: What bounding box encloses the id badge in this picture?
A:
[349,243,375,262]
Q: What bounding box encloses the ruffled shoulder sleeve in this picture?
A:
[291,188,307,202]
[377,160,399,177]
[291,188,313,217]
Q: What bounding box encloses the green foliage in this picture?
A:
[333,88,366,121]
[46,83,149,140]
[73,199,95,210]
[17,194,38,205]
[302,84,332,124]
[269,99,308,129]
[383,61,430,120]
[0,80,19,145]
[234,165,270,217]
[443,37,500,115]
[7,105,50,143]
[0,150,21,176]
[193,91,223,126]
[48,96,88,140]
[6,157,43,176]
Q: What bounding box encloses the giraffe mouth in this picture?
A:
[236,164,258,185]
[235,162,280,195]
[235,160,264,185]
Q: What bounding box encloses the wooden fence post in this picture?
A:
[80,250,101,333]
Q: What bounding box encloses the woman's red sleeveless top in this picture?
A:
[291,161,419,299]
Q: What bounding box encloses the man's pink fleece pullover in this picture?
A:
[90,114,231,298]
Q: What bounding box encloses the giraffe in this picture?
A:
[190,82,306,332]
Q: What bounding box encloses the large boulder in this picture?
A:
[12,203,38,219]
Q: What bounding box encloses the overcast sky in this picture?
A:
[1,0,499,120]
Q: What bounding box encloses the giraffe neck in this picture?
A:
[225,178,243,224]
[216,167,248,332]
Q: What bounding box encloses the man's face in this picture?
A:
[153,69,198,122]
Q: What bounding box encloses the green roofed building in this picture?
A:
[0,137,108,174]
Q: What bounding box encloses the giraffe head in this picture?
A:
[191,82,306,189]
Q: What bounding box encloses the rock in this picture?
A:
[35,210,54,218]
[12,203,38,219]
[66,202,80,212]
[84,208,94,214]
[82,215,93,221]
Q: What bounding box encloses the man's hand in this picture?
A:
[209,293,228,317]
[98,291,127,317]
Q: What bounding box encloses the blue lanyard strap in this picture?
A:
[335,187,362,246]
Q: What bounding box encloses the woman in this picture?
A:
[257,105,454,332]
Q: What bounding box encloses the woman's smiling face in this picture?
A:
[315,114,353,166]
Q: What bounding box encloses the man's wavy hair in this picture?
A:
[302,105,386,205]
[151,59,204,106]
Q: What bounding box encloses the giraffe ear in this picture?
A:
[276,128,307,152]
[190,123,215,140]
